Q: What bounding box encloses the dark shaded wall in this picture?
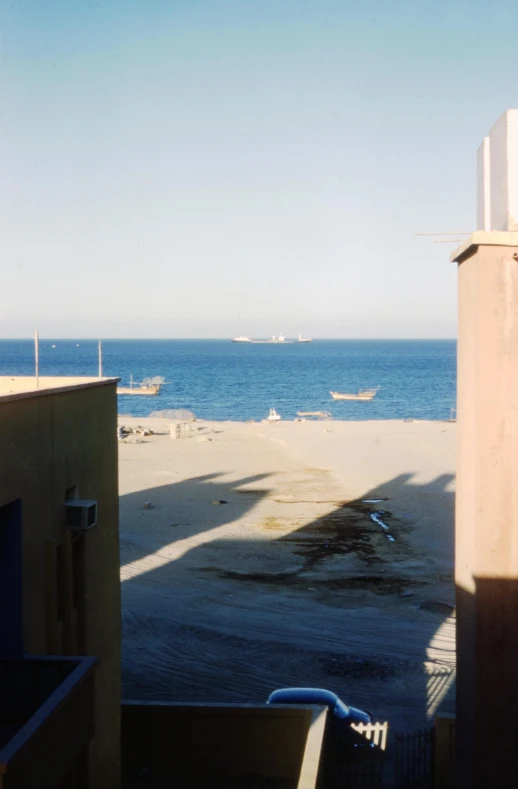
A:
[0,381,120,789]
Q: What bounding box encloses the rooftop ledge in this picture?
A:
[0,376,120,403]
[451,231,518,263]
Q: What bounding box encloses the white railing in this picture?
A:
[350,720,389,751]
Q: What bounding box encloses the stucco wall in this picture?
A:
[455,240,518,786]
[0,381,120,789]
[121,702,327,789]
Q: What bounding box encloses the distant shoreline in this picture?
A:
[0,337,458,342]
[118,415,456,425]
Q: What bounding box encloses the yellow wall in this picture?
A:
[121,702,327,789]
[0,380,121,789]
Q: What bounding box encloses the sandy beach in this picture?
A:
[119,417,455,733]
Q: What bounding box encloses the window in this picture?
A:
[0,500,23,659]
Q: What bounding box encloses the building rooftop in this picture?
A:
[451,230,518,263]
[0,376,120,403]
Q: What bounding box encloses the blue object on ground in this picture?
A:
[267,687,371,724]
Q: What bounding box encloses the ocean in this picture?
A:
[0,339,456,422]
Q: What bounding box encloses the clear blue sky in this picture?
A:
[2,0,517,338]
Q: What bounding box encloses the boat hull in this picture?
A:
[117,387,160,396]
[330,391,376,401]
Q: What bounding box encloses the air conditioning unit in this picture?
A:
[65,500,98,531]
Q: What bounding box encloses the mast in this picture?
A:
[35,330,39,388]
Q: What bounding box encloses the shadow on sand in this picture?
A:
[119,469,455,741]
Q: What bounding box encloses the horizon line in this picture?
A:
[0,336,458,342]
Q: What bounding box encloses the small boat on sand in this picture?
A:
[330,387,379,402]
[266,408,281,422]
[297,411,332,419]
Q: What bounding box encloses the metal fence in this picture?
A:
[395,727,435,788]
[329,721,388,787]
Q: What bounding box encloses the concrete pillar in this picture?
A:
[477,109,518,231]
[453,232,518,788]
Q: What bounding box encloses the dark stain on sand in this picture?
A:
[198,500,418,596]
[279,499,410,566]
[212,569,419,596]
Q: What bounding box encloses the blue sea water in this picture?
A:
[0,339,456,422]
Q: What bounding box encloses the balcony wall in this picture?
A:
[0,656,96,789]
[121,701,327,789]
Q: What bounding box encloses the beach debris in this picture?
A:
[171,422,194,439]
[362,498,388,504]
[119,425,153,437]
[212,500,227,505]
[370,511,390,531]
[369,510,396,542]
[143,501,153,510]
[134,426,153,436]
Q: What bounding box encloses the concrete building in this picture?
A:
[0,376,121,789]
[0,376,333,789]
[477,109,518,231]
[452,110,518,786]
[452,232,518,788]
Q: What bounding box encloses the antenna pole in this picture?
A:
[98,339,103,377]
[35,330,39,388]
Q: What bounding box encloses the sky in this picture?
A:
[1,0,518,339]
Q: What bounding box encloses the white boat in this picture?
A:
[330,387,379,402]
[232,333,312,344]
[266,408,281,422]
[117,375,165,396]
[251,334,290,344]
